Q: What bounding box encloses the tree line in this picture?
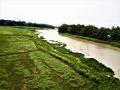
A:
[0,19,55,29]
[58,24,120,40]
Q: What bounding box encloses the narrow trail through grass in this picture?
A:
[18,53,37,75]
[17,53,38,90]
[40,56,74,90]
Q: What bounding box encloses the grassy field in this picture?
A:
[0,26,120,90]
[59,33,120,48]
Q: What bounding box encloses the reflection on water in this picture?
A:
[37,29,120,79]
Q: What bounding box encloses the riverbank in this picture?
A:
[59,33,120,48]
[0,26,120,90]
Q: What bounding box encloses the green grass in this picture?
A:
[0,26,120,90]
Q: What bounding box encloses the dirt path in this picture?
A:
[41,59,74,90]
[17,53,38,90]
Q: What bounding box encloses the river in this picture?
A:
[36,29,120,79]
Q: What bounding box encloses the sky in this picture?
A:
[0,0,120,27]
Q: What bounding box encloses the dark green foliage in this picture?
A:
[0,19,55,29]
[58,24,120,41]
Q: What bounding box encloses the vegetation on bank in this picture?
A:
[58,24,120,47]
[0,19,55,29]
[0,26,120,90]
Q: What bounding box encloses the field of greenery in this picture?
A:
[0,26,120,90]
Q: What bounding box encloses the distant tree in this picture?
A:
[58,24,68,33]
[111,26,120,40]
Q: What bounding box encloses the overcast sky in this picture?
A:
[0,0,120,27]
